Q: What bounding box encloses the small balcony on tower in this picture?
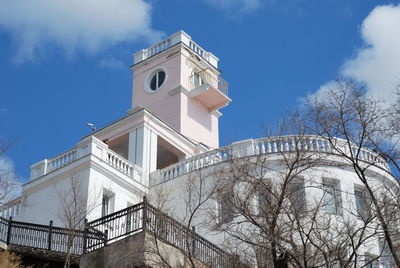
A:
[187,69,231,112]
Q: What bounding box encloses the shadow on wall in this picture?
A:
[187,99,212,132]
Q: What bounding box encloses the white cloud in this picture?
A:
[203,0,261,14]
[0,0,163,63]
[99,57,125,70]
[300,81,339,105]
[308,4,400,104]
[341,4,400,102]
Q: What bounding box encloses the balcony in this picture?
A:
[150,135,390,185]
[187,70,231,112]
[30,136,142,183]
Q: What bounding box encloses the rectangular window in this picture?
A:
[101,196,110,217]
[354,188,370,220]
[323,180,341,215]
[218,190,235,223]
[258,179,272,216]
[364,255,378,268]
[287,180,306,213]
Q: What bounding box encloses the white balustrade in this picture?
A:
[30,137,142,183]
[145,39,172,58]
[152,136,390,185]
[0,199,21,218]
[133,31,219,68]
[188,40,209,60]
[48,149,77,172]
[105,150,137,178]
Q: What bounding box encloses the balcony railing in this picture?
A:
[0,217,105,255]
[189,70,229,97]
[150,135,390,185]
[0,198,22,219]
[0,199,236,267]
[87,198,234,267]
[133,31,219,68]
[30,136,142,183]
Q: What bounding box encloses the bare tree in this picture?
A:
[56,175,100,268]
[149,115,383,267]
[210,116,373,267]
[0,139,20,207]
[145,81,400,267]
[147,168,222,268]
[303,78,400,267]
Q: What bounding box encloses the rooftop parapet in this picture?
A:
[133,30,219,68]
[29,136,142,183]
[150,135,391,185]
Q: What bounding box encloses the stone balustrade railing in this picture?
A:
[150,136,390,185]
[133,31,219,68]
[30,137,142,183]
[47,148,77,172]
[106,149,139,179]
[0,198,22,219]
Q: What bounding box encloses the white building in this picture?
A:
[2,30,398,267]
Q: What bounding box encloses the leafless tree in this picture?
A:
[145,79,400,267]
[0,139,20,207]
[56,175,100,268]
[303,78,400,267]
[210,115,380,267]
[147,168,223,268]
[149,114,383,267]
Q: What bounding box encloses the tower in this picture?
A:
[130,31,231,149]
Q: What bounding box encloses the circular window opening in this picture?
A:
[149,71,166,91]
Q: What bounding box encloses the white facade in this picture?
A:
[2,30,397,267]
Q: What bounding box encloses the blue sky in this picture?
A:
[1,0,400,181]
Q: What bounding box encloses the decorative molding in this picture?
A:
[168,86,190,96]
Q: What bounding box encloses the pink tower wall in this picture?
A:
[131,47,220,149]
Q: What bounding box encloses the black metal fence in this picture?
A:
[87,197,234,267]
[0,198,233,267]
[0,217,105,255]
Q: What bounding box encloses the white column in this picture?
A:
[128,127,157,186]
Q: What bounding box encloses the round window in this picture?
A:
[149,71,166,91]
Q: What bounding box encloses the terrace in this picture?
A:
[150,135,390,185]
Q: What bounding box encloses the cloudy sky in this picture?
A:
[1,0,399,180]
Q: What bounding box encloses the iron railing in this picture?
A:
[87,197,234,267]
[0,217,105,255]
[0,199,234,267]
[145,202,233,267]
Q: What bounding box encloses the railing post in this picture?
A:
[142,196,147,231]
[83,218,88,254]
[103,230,108,247]
[48,220,53,250]
[191,226,196,255]
[6,217,12,245]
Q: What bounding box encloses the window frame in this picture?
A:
[364,254,379,268]
[354,186,371,220]
[101,195,110,217]
[217,187,236,224]
[257,179,273,216]
[287,178,307,214]
[192,69,204,88]
[323,179,342,215]
[144,68,167,94]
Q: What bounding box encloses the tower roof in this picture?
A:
[132,30,219,69]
